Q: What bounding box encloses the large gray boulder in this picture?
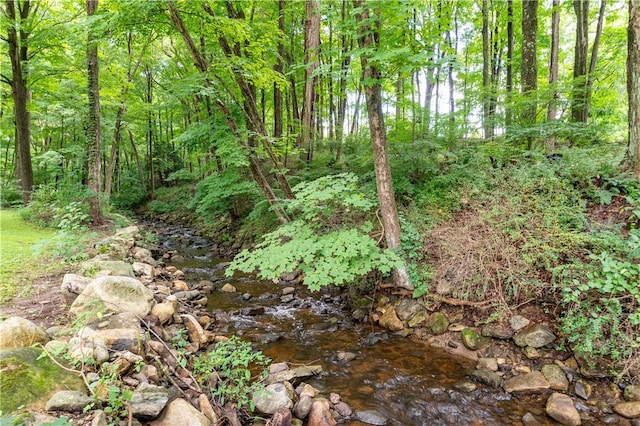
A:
[79,255,135,278]
[69,275,154,319]
[503,371,549,393]
[0,317,49,349]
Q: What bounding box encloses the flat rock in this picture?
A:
[546,392,581,425]
[482,323,514,339]
[513,324,555,348]
[613,401,640,418]
[44,391,93,412]
[468,368,502,388]
[503,371,549,393]
[510,315,530,331]
[130,383,169,418]
[267,365,323,384]
[354,410,389,425]
[79,256,135,278]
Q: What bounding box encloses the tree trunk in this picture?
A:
[547,0,561,150]
[273,0,285,139]
[300,0,320,164]
[5,0,33,205]
[105,31,149,199]
[522,0,538,149]
[481,0,492,140]
[353,0,413,291]
[506,0,514,129]
[585,0,606,120]
[86,0,103,224]
[626,0,640,177]
[335,0,350,163]
[572,0,589,123]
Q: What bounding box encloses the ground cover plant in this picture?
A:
[0,209,61,303]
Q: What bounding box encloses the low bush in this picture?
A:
[227,173,402,291]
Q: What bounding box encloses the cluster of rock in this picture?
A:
[364,297,640,425]
[0,225,353,426]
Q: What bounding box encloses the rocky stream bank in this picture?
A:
[0,223,639,426]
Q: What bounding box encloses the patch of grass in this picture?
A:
[0,209,62,303]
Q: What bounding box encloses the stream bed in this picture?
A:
[151,223,560,426]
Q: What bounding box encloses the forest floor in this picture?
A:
[0,209,108,327]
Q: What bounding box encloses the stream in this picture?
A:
[150,223,558,426]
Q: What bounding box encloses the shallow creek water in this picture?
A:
[156,226,560,426]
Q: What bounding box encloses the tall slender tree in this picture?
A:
[86,0,103,224]
[353,0,412,291]
[521,0,538,149]
[2,0,34,204]
[626,0,640,177]
[572,0,606,123]
[547,0,560,150]
[300,0,320,164]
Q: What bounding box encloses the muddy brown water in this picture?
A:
[157,226,559,425]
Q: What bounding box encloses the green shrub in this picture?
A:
[192,336,270,411]
[0,179,22,207]
[227,173,402,291]
[560,229,640,378]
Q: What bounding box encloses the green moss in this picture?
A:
[0,347,85,414]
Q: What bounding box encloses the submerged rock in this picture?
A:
[354,410,388,425]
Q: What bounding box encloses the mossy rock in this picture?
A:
[461,328,491,351]
[0,347,86,414]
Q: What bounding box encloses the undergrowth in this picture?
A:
[417,144,639,380]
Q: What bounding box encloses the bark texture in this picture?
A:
[86,0,103,224]
[353,0,412,291]
[627,0,640,177]
[4,0,33,204]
